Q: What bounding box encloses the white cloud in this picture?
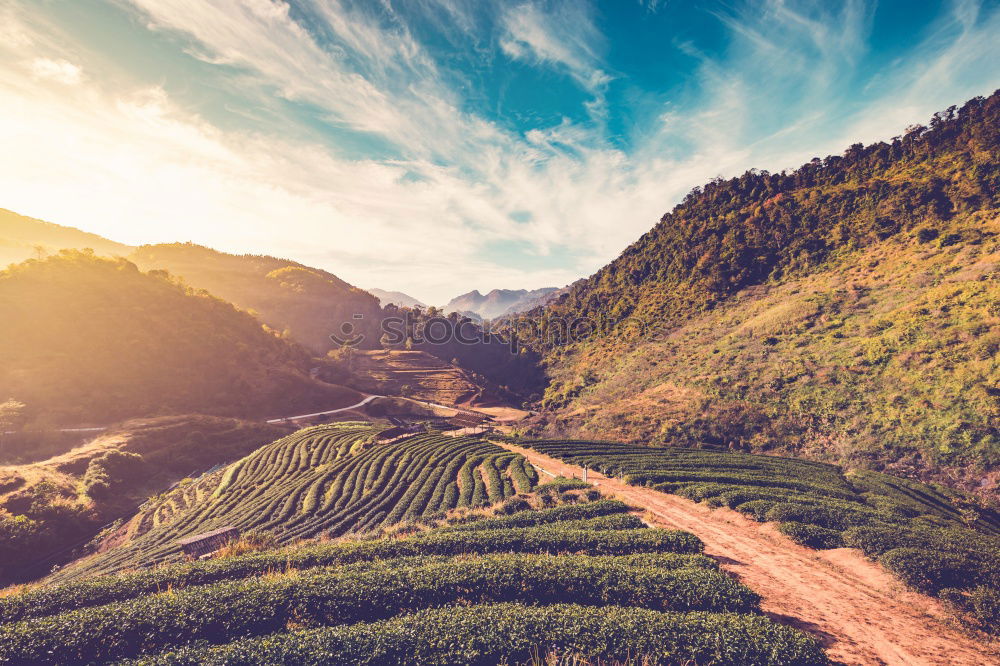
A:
[499,1,611,95]
[1,0,998,304]
[28,57,83,85]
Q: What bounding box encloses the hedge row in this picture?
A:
[439,499,633,532]
[436,500,642,532]
[1,554,755,664]
[129,603,830,666]
[0,525,702,624]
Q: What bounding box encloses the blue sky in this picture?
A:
[1,0,998,303]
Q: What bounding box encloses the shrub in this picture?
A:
[777,522,845,549]
[764,502,893,531]
[536,477,591,493]
[496,496,532,515]
[734,500,779,522]
[0,525,703,624]
[940,586,1000,632]
[0,555,755,663]
[441,500,631,533]
[128,603,829,666]
[878,548,977,594]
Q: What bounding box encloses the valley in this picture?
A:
[1,90,998,665]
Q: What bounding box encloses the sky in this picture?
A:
[1,0,999,304]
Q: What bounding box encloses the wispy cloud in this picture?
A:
[1,0,998,303]
[499,1,611,95]
[28,57,84,85]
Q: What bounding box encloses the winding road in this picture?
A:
[498,442,1000,666]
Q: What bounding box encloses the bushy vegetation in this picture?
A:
[0,416,294,585]
[520,438,1000,631]
[130,603,828,666]
[48,426,536,583]
[1,553,759,663]
[0,523,707,624]
[515,92,1000,487]
[129,243,385,354]
[0,251,360,426]
[0,487,827,665]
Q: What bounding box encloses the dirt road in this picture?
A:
[499,443,999,666]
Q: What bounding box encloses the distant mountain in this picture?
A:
[369,288,426,309]
[522,91,1000,495]
[0,251,361,426]
[130,243,384,352]
[443,287,558,320]
[0,208,131,268]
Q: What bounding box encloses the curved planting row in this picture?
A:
[0,501,672,624]
[50,426,536,583]
[131,603,827,666]
[1,553,759,664]
[0,500,829,666]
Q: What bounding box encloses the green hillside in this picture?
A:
[0,251,360,427]
[50,426,540,582]
[522,92,1000,493]
[130,243,384,353]
[0,465,828,665]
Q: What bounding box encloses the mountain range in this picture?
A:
[368,288,426,309]
[442,287,559,320]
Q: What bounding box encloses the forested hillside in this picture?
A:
[0,251,360,426]
[521,92,1000,494]
[130,243,384,353]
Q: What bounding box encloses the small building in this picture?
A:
[177,526,239,558]
[447,412,494,434]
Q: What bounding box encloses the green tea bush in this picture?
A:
[0,555,756,664]
[735,500,779,522]
[776,522,845,549]
[878,548,981,594]
[764,502,896,531]
[129,603,829,666]
[440,501,634,533]
[536,477,591,493]
[496,496,532,515]
[0,524,702,624]
[54,428,537,584]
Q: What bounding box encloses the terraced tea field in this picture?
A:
[50,425,536,582]
[503,439,1000,664]
[0,497,830,665]
[353,349,488,405]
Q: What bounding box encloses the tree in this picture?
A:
[0,399,27,453]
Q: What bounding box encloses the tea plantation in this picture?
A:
[517,439,1000,631]
[49,425,538,583]
[0,494,829,665]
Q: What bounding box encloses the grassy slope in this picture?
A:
[543,212,999,493]
[532,93,1000,494]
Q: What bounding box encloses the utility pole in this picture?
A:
[582,465,588,483]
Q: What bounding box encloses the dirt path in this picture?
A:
[500,443,999,666]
